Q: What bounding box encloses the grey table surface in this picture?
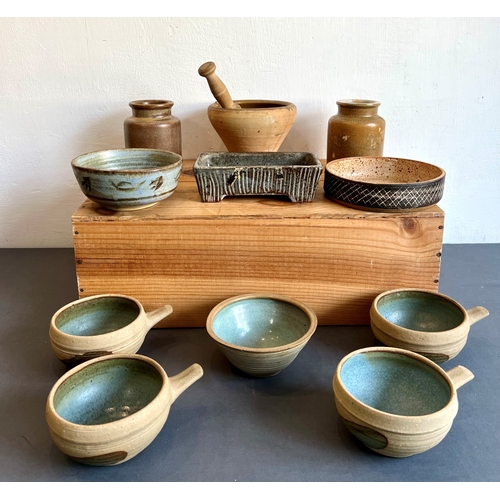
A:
[0,244,498,482]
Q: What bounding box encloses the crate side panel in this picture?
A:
[73,215,444,327]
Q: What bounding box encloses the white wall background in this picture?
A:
[0,17,499,247]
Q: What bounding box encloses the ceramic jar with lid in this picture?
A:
[124,100,182,156]
[327,99,385,162]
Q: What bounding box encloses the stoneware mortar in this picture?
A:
[207,100,297,153]
[46,354,203,466]
[333,346,474,458]
[206,294,317,377]
[49,294,173,365]
[324,156,445,211]
[198,61,296,152]
[370,289,489,363]
[71,148,182,211]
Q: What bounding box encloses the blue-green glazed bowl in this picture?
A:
[46,354,203,466]
[71,149,182,211]
[206,294,317,377]
[370,289,489,363]
[49,294,173,365]
[333,346,474,457]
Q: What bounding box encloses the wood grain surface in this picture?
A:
[72,161,444,327]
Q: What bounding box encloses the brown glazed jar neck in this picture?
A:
[129,100,174,118]
[336,99,381,117]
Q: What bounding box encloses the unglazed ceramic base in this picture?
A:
[206,294,317,377]
[333,347,474,458]
[101,201,159,211]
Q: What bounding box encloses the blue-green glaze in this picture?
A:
[53,358,162,425]
[71,149,182,210]
[212,298,311,348]
[55,297,140,337]
[340,351,451,416]
[377,291,464,332]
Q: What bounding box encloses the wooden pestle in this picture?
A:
[198,61,241,109]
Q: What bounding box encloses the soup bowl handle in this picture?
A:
[446,366,474,390]
[145,305,174,329]
[466,306,489,326]
[170,363,204,403]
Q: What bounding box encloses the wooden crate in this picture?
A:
[72,160,444,327]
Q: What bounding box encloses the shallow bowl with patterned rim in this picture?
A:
[324,157,445,212]
[206,294,317,377]
[71,149,182,211]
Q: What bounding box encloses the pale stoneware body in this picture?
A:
[206,293,317,377]
[207,100,297,152]
[49,294,173,365]
[327,99,385,162]
[124,100,182,156]
[333,346,474,458]
[370,289,489,363]
[46,354,203,466]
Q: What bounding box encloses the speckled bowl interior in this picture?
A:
[53,357,163,425]
[55,297,140,337]
[211,297,312,349]
[340,351,451,416]
[326,157,444,185]
[376,291,464,332]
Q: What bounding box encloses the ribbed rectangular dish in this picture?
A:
[194,152,323,202]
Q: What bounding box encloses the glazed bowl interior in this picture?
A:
[211,297,312,349]
[55,297,140,337]
[376,291,465,332]
[53,357,163,425]
[340,351,451,416]
[72,149,181,172]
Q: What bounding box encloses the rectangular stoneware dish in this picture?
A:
[193,152,323,202]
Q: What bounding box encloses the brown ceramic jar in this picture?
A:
[124,100,182,156]
[327,99,385,162]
